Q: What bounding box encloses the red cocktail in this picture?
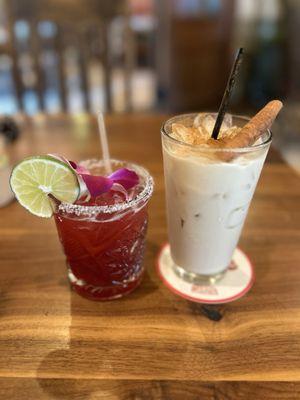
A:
[54,159,153,300]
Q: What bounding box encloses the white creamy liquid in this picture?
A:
[163,145,267,276]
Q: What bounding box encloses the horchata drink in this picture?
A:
[161,101,282,282]
[10,155,153,300]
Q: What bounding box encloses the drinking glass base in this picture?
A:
[67,267,144,301]
[173,264,227,285]
[157,243,254,304]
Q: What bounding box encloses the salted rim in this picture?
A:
[161,113,272,152]
[58,159,154,215]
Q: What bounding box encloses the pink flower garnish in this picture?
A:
[69,161,90,175]
[69,161,139,198]
[79,174,113,197]
[109,168,139,190]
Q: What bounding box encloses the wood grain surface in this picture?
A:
[2,379,300,399]
[1,114,300,399]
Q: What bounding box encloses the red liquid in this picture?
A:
[54,191,149,300]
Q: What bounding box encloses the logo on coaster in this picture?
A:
[191,285,219,295]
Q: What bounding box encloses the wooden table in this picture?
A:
[1,114,300,399]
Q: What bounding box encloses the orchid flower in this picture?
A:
[48,154,139,198]
[70,161,139,197]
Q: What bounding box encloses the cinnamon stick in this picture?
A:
[224,100,283,149]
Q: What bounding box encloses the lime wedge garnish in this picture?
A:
[10,155,80,218]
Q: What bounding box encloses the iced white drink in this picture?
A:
[161,112,273,281]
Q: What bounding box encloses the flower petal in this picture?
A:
[48,153,72,166]
[111,182,129,201]
[49,157,140,199]
[109,168,139,190]
[69,160,90,175]
[80,174,113,197]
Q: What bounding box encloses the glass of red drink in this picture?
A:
[54,159,154,301]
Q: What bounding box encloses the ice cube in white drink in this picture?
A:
[162,114,271,278]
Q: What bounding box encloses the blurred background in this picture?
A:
[0,0,299,170]
[0,0,291,114]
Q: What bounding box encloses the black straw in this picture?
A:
[211,47,244,140]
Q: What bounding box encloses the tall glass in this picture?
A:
[161,114,272,283]
[54,159,154,300]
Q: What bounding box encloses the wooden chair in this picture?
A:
[4,0,134,112]
[155,0,235,112]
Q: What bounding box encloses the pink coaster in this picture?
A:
[156,243,255,304]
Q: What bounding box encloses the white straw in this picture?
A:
[97,112,112,175]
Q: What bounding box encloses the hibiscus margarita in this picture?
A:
[55,159,153,300]
[10,155,153,301]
